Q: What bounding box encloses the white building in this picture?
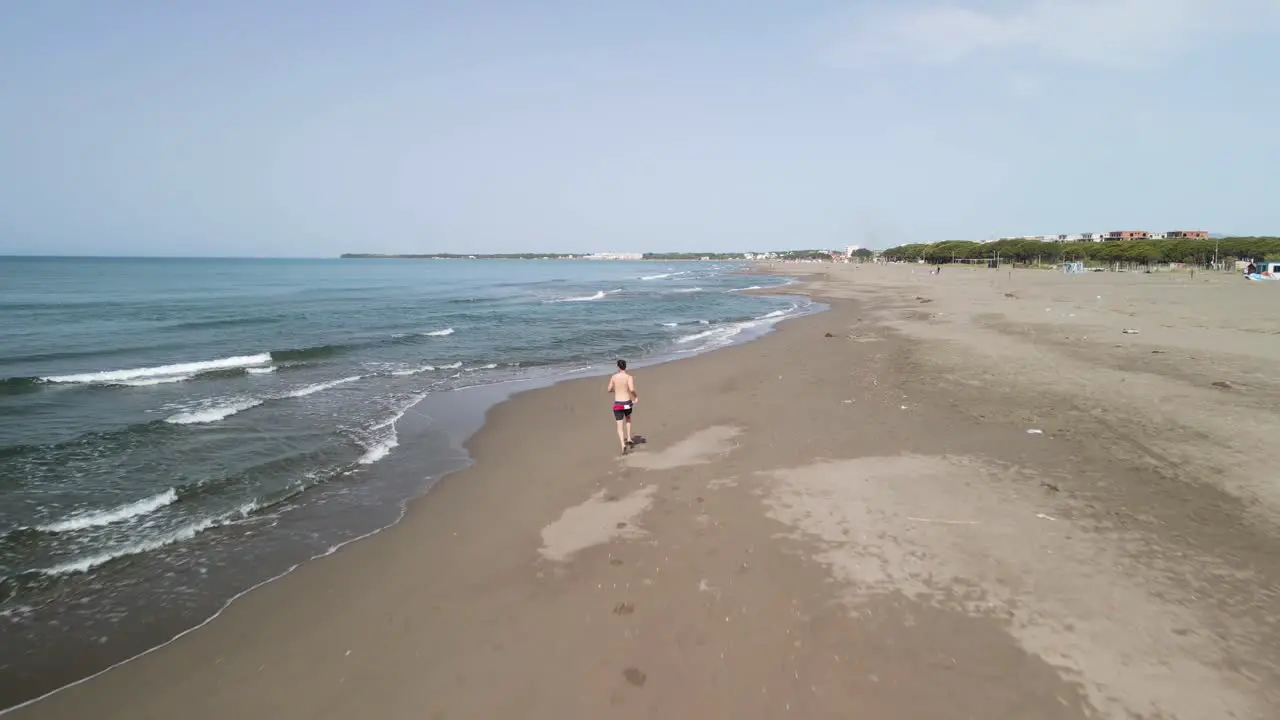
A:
[585,252,644,261]
[845,244,862,257]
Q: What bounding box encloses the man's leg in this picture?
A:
[616,419,628,452]
[624,415,633,444]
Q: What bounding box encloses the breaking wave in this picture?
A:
[550,289,622,303]
[37,515,223,576]
[40,354,272,386]
[164,398,263,425]
[283,376,362,399]
[36,489,178,534]
[391,365,435,376]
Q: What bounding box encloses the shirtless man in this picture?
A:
[607,359,638,453]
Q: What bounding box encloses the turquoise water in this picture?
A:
[0,257,808,705]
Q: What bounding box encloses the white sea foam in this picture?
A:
[391,365,435,376]
[674,287,704,293]
[698,320,710,325]
[422,328,454,337]
[42,353,272,385]
[673,304,806,353]
[113,375,195,387]
[358,436,396,465]
[39,516,221,576]
[675,328,726,345]
[164,398,263,425]
[640,272,680,280]
[661,322,678,327]
[727,285,764,293]
[247,366,277,375]
[677,326,746,350]
[439,361,463,370]
[357,392,427,465]
[0,605,32,622]
[551,288,622,303]
[283,375,361,399]
[464,363,498,372]
[37,489,178,533]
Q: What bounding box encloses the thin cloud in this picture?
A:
[1008,73,1042,97]
[829,0,1277,69]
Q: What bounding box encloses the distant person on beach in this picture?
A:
[607,359,638,453]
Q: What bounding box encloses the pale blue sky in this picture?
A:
[2,1,1277,256]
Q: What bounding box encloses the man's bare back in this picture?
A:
[606,359,638,453]
[610,372,634,402]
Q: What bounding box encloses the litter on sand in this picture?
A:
[1026,429,1044,435]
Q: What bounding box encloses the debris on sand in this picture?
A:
[1122,328,1140,335]
[1211,381,1234,390]
[622,667,647,687]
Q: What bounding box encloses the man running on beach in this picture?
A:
[607,359,638,453]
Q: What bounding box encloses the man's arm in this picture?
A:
[629,376,638,402]
[606,375,615,393]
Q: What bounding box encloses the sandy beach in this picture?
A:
[7,263,1280,719]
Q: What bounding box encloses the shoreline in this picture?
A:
[0,278,818,713]
[10,263,1280,719]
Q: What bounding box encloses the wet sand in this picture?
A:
[8,263,1280,719]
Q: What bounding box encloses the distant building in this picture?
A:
[1106,230,1150,241]
[585,252,644,260]
[845,244,861,257]
[986,229,1209,244]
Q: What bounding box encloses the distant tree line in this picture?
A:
[339,253,580,259]
[774,249,839,260]
[880,237,1280,266]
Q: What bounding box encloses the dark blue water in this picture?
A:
[0,257,808,706]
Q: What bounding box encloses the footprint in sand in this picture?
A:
[622,667,647,687]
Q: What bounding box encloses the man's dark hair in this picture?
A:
[617,359,627,370]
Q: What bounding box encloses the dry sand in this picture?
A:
[7,263,1280,719]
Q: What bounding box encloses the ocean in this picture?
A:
[0,256,812,706]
